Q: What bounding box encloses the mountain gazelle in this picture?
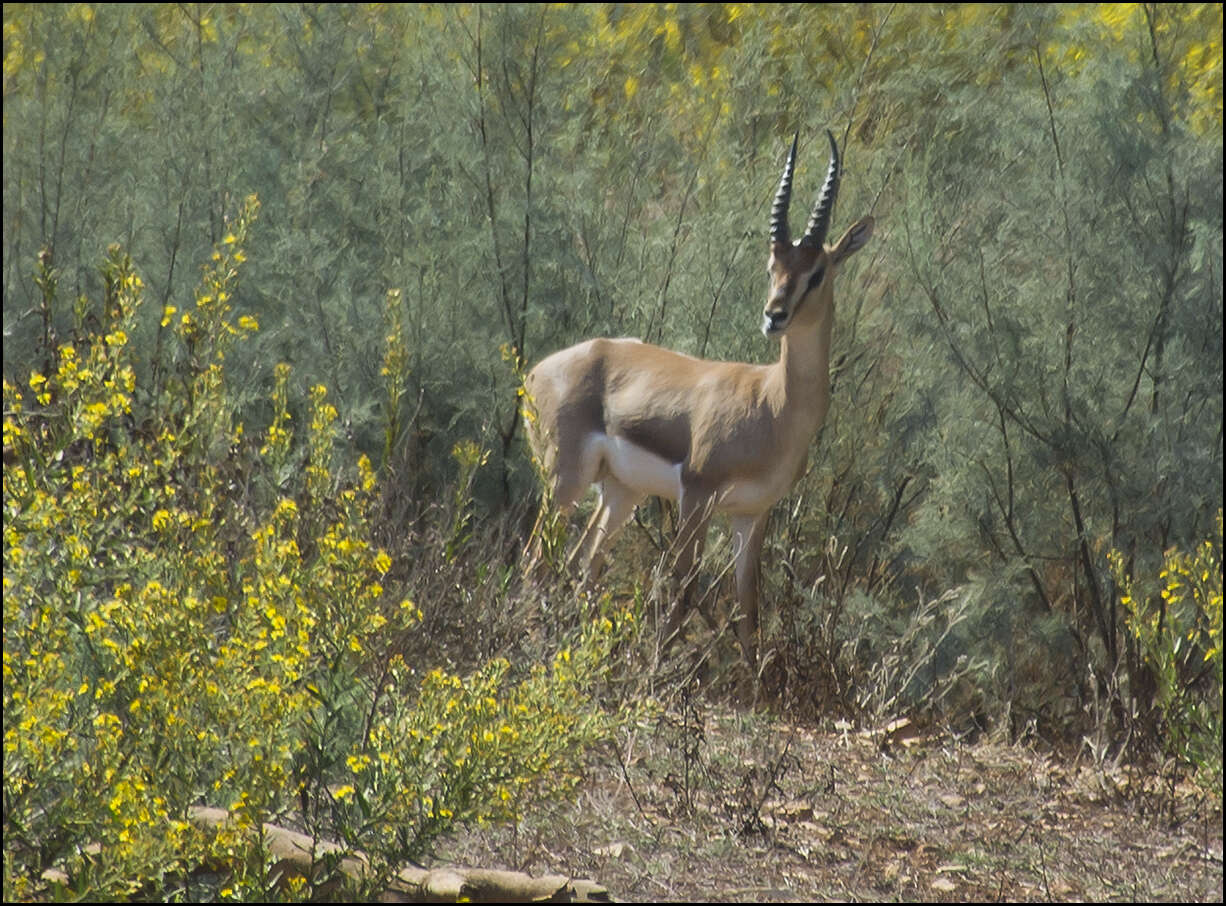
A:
[523,130,873,674]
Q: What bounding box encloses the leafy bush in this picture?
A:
[2,203,629,900]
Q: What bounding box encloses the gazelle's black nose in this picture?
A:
[762,309,788,336]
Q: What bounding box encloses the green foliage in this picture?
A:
[1110,514,1223,796]
[2,215,628,900]
[2,1,1222,759]
[871,2,1222,740]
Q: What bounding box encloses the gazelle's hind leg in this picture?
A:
[522,501,555,576]
[565,504,604,574]
[523,431,603,577]
[572,477,643,583]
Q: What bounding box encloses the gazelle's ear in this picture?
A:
[830,216,874,265]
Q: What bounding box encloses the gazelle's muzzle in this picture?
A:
[762,306,790,336]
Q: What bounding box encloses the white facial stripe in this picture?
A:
[784,258,824,311]
[789,274,809,307]
[800,255,826,289]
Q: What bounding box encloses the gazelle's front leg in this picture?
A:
[731,513,769,672]
[660,486,713,651]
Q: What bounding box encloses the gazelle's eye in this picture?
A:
[805,265,827,293]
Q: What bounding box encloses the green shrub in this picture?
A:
[2,200,629,900]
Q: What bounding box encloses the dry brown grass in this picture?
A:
[438,706,1223,902]
[393,509,1221,902]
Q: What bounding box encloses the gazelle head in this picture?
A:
[763,131,874,337]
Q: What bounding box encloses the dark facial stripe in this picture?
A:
[805,263,827,294]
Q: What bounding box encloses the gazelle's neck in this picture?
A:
[776,294,834,428]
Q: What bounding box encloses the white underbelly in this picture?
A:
[583,432,792,514]
[587,433,682,501]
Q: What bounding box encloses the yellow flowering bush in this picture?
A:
[1109,512,1223,796]
[331,608,628,881]
[3,199,628,900]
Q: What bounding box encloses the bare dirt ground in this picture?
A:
[440,709,1224,902]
